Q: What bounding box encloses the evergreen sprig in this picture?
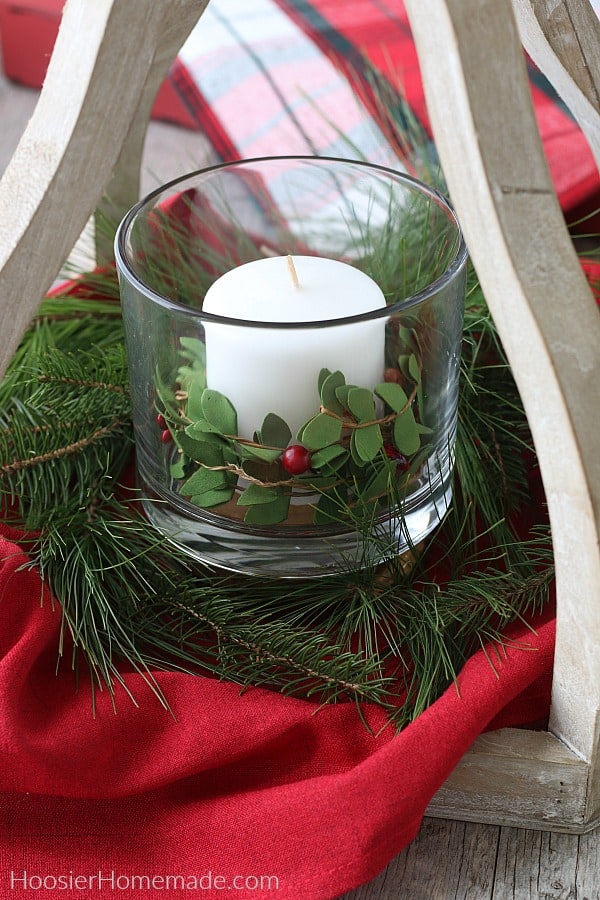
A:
[0,80,558,727]
[0,273,552,727]
[0,268,554,728]
[0,343,132,528]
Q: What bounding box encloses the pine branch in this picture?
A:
[11,445,553,730]
[0,101,559,728]
[18,500,401,718]
[2,418,126,476]
[0,345,132,527]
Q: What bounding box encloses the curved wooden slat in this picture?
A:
[512,0,600,168]
[95,0,211,261]
[404,0,600,825]
[0,0,208,380]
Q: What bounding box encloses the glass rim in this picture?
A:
[114,154,468,330]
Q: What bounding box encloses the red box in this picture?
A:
[0,0,198,129]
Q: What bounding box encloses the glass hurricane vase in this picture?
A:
[115,156,467,577]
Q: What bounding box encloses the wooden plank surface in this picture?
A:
[343,818,600,899]
[403,0,600,832]
[345,819,500,899]
[513,0,600,169]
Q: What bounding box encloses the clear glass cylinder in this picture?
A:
[115,156,467,577]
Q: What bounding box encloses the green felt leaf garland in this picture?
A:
[164,349,430,526]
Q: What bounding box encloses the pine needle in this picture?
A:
[0,68,560,727]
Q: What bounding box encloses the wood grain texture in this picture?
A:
[0,0,207,380]
[512,0,600,167]
[94,0,211,261]
[487,826,589,899]
[342,817,600,899]
[426,729,595,833]
[343,819,500,899]
[403,0,600,828]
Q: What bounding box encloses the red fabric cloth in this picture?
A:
[0,527,555,899]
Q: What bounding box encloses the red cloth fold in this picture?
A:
[0,529,555,899]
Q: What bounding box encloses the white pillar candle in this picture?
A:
[202,255,387,439]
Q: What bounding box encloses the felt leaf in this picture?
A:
[393,408,420,455]
[179,336,206,364]
[239,443,282,463]
[185,420,223,438]
[222,444,240,465]
[243,492,290,525]
[299,413,343,450]
[258,412,292,448]
[334,384,355,413]
[397,354,411,379]
[176,431,223,465]
[322,455,349,475]
[363,464,390,502]
[169,455,187,480]
[320,370,346,415]
[351,424,383,463]
[177,363,206,393]
[178,365,207,393]
[375,382,409,413]
[154,367,177,409]
[300,474,337,490]
[310,444,348,469]
[347,387,375,423]
[408,353,421,383]
[180,466,229,497]
[318,368,332,394]
[190,486,235,508]
[236,483,279,506]
[186,379,206,421]
[201,389,237,435]
[313,486,347,525]
[350,433,366,467]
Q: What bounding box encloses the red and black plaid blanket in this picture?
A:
[168,0,600,224]
[1,0,599,223]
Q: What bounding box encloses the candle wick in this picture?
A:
[287,255,300,289]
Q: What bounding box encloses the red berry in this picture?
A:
[156,413,167,430]
[383,367,402,384]
[160,429,172,445]
[281,444,312,475]
[384,443,409,471]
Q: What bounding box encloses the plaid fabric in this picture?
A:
[171,0,600,222]
[176,0,397,168]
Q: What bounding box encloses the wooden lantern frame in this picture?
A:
[0,0,598,833]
